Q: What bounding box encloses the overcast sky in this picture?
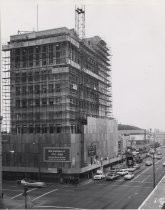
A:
[1,0,165,131]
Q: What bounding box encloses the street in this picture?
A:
[3,148,165,209]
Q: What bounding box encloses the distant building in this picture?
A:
[2,27,118,177]
[118,125,149,151]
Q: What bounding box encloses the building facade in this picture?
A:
[2,27,117,176]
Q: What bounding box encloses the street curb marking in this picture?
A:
[32,188,59,201]
[11,188,36,200]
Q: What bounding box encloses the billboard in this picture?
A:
[44,147,71,162]
[88,145,96,157]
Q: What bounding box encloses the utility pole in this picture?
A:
[38,140,41,180]
[23,187,28,209]
[150,129,156,188]
[152,151,156,188]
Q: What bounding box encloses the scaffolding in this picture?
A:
[2,28,112,136]
[2,50,10,133]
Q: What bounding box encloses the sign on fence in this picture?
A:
[44,147,71,162]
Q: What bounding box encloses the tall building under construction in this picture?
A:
[2,25,118,176]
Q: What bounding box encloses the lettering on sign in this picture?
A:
[44,147,71,162]
[88,145,96,157]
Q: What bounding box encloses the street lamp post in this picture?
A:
[38,141,41,181]
[152,151,156,188]
[150,128,156,188]
[33,141,41,180]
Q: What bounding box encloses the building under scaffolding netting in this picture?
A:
[2,27,118,178]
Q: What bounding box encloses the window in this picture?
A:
[22,86,26,94]
[49,112,54,120]
[35,46,40,66]
[22,113,27,120]
[48,45,53,64]
[35,85,40,94]
[22,100,27,108]
[22,73,27,82]
[56,125,61,133]
[35,112,40,120]
[22,48,27,68]
[34,72,40,81]
[55,84,61,92]
[42,98,47,105]
[29,125,33,133]
[16,87,20,95]
[16,125,21,134]
[28,113,33,120]
[15,49,20,68]
[22,125,27,134]
[16,100,20,108]
[35,125,40,133]
[15,73,20,83]
[49,98,54,105]
[42,124,47,133]
[42,85,47,94]
[35,99,40,107]
[28,47,33,67]
[55,97,61,103]
[28,73,33,81]
[42,45,47,66]
[48,84,54,93]
[49,124,54,133]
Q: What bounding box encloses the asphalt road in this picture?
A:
[3,147,165,209]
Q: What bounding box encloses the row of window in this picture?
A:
[12,124,82,134]
[15,97,62,108]
[12,72,68,83]
[15,83,61,95]
[11,43,65,68]
[10,42,80,69]
[14,98,99,110]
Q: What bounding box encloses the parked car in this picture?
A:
[105,172,120,181]
[17,179,46,188]
[162,162,165,167]
[145,161,152,166]
[117,169,129,176]
[125,167,136,172]
[124,173,134,180]
[133,164,140,170]
[146,153,150,157]
[156,155,163,159]
[93,172,105,180]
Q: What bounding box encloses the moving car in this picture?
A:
[105,172,120,181]
[17,179,46,188]
[145,161,152,166]
[93,172,105,180]
[124,173,134,180]
[117,169,129,176]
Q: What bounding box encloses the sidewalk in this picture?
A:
[138,175,165,209]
